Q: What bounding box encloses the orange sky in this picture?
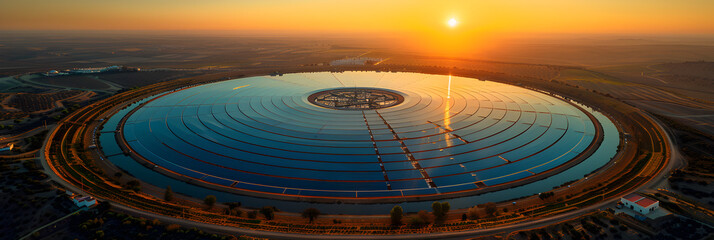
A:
[2,0,712,34]
[2,0,712,56]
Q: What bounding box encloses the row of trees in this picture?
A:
[391,201,451,226]
[390,201,513,226]
[162,186,505,225]
[163,186,321,223]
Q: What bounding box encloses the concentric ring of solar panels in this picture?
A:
[120,72,599,199]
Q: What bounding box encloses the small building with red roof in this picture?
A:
[621,193,659,214]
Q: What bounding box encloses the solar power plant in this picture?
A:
[103,71,605,200]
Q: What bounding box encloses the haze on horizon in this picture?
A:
[2,0,713,62]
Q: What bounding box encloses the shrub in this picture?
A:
[302,208,320,223]
[227,208,243,217]
[260,206,275,220]
[409,217,426,228]
[226,202,241,210]
[247,210,258,219]
[165,224,181,232]
[204,195,217,209]
[390,205,403,226]
[126,180,141,192]
[164,186,174,202]
[484,202,497,217]
[467,206,480,220]
[417,210,431,224]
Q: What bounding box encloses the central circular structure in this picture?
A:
[308,88,404,110]
[101,71,615,204]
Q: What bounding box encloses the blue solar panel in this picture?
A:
[483,171,534,186]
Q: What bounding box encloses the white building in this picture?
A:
[72,196,97,208]
[621,193,659,214]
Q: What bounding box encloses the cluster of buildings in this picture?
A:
[45,65,140,76]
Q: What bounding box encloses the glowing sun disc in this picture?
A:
[448,18,458,28]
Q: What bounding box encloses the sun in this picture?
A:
[447,18,458,28]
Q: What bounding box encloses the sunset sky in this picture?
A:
[2,0,713,57]
[2,0,713,34]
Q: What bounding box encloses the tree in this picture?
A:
[164,186,174,202]
[417,210,431,224]
[302,208,321,223]
[467,206,480,220]
[260,206,275,220]
[126,180,141,192]
[225,202,242,216]
[484,202,497,217]
[247,210,258,219]
[226,202,241,210]
[390,205,403,226]
[431,201,450,223]
[228,208,243,217]
[204,195,216,209]
[539,191,554,200]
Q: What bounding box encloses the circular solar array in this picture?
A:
[119,72,600,200]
